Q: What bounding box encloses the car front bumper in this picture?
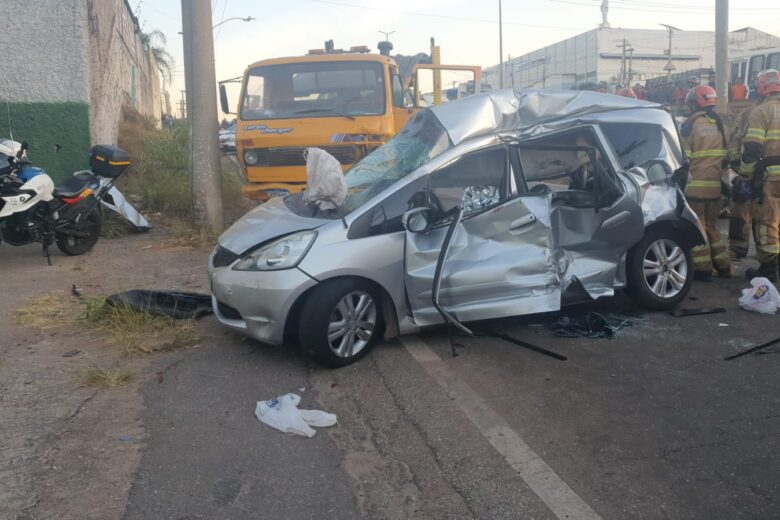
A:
[209,264,318,345]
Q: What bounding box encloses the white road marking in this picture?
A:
[401,335,602,520]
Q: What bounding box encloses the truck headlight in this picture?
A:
[233,231,316,271]
[244,149,259,165]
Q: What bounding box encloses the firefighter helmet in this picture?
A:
[757,69,780,97]
[685,85,718,110]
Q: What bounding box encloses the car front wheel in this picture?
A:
[298,279,383,367]
[627,228,693,310]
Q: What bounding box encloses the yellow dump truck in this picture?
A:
[219,41,481,201]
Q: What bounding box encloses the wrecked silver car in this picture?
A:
[208,90,705,366]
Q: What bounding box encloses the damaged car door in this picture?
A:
[403,145,560,326]
[516,127,645,301]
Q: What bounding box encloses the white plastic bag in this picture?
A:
[302,147,347,211]
[254,393,337,438]
[738,277,780,315]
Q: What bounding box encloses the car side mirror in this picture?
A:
[402,207,432,234]
[647,162,672,184]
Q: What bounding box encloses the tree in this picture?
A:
[140,30,174,85]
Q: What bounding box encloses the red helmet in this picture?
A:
[757,69,780,97]
[685,85,717,109]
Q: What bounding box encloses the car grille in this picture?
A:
[252,146,358,167]
[212,246,239,268]
[217,300,242,320]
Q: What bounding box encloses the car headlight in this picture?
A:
[244,149,259,165]
[233,231,316,271]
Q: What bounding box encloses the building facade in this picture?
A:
[485,26,780,91]
[0,0,161,180]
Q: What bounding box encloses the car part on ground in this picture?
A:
[669,307,727,317]
[105,290,213,319]
[724,335,780,360]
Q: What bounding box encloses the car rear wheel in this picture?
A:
[298,279,383,367]
[627,228,693,310]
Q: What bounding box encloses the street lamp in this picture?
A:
[179,16,254,34]
[659,23,682,80]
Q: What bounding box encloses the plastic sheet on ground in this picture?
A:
[105,290,212,319]
[551,311,637,338]
[254,393,337,438]
[738,278,780,315]
[302,147,347,211]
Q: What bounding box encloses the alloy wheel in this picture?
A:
[642,238,688,299]
[327,290,377,358]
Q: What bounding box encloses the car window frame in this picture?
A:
[512,125,624,209]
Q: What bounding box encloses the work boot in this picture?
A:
[745,259,779,282]
[716,267,733,278]
[694,271,713,282]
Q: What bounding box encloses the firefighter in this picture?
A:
[740,69,780,282]
[728,105,757,258]
[680,85,732,281]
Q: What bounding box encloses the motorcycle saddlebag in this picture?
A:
[89,145,130,178]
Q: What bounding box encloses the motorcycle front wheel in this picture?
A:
[55,201,102,256]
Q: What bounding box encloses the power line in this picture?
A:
[549,0,780,14]
[309,0,585,30]
[214,0,228,42]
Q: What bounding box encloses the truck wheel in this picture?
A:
[298,279,383,368]
[627,227,693,310]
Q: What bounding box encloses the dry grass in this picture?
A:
[14,290,76,329]
[81,367,135,389]
[80,297,198,355]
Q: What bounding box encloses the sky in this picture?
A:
[136,0,780,117]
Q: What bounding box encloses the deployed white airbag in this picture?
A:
[302,147,347,210]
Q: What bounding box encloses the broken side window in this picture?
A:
[429,147,509,223]
[600,123,663,170]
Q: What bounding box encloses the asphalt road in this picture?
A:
[124,268,780,520]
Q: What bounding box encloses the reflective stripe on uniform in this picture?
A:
[766,129,780,141]
[767,165,780,176]
[745,128,766,141]
[684,149,692,160]
[689,149,728,159]
[740,162,756,175]
[688,180,721,188]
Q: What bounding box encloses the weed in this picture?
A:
[79,297,198,354]
[14,290,74,328]
[81,367,134,389]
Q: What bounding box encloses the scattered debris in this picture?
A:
[718,323,729,327]
[550,312,634,339]
[62,349,81,358]
[71,284,84,298]
[724,336,780,361]
[254,393,337,438]
[473,327,567,360]
[119,435,132,442]
[738,278,780,315]
[670,307,726,318]
[105,290,212,319]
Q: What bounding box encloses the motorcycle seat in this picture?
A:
[54,174,96,198]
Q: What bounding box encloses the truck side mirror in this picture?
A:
[402,207,432,234]
[219,84,233,115]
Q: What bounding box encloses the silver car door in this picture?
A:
[404,194,560,326]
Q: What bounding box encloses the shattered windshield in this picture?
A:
[339,110,451,213]
[241,61,386,120]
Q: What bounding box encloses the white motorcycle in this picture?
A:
[0,139,130,263]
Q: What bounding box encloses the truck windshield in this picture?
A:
[340,109,451,213]
[241,61,386,120]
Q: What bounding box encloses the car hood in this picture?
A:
[218,197,330,255]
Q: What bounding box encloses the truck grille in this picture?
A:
[257,146,358,167]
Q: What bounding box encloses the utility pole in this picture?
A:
[627,47,634,85]
[181,0,224,233]
[660,24,681,80]
[498,0,504,89]
[715,0,729,114]
[617,39,631,85]
[179,89,187,119]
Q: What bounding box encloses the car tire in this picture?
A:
[627,227,693,310]
[298,279,383,368]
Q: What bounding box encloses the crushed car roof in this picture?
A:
[430,89,663,146]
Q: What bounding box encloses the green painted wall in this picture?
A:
[3,102,91,182]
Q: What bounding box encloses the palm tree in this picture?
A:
[140,30,174,85]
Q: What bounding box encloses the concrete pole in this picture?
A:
[715,0,729,114]
[181,0,224,233]
[498,0,504,89]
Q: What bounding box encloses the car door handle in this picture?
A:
[600,210,631,230]
[510,214,536,230]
